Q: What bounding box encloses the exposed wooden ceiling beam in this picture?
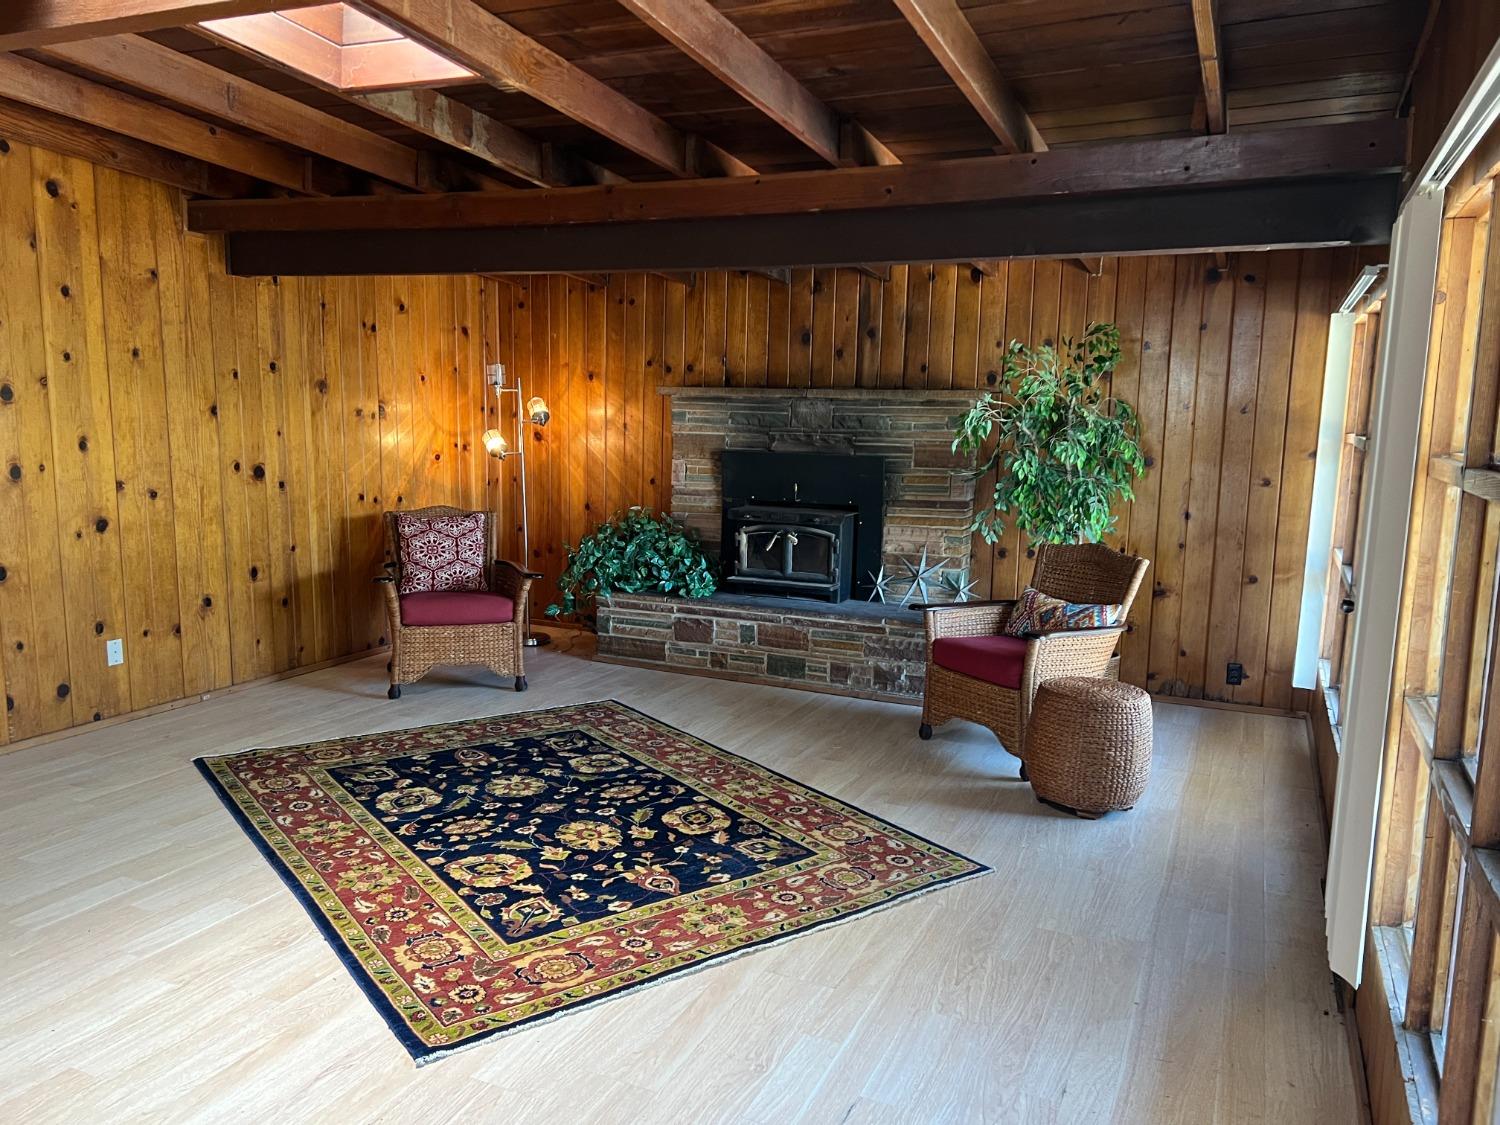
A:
[197,18,611,187]
[613,0,895,168]
[0,0,322,51]
[353,0,755,178]
[0,95,253,197]
[888,0,1044,154]
[187,121,1405,234]
[38,35,449,191]
[0,53,313,193]
[218,176,1400,276]
[1190,0,1226,134]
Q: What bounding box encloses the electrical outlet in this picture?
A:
[106,638,124,667]
[1226,661,1244,686]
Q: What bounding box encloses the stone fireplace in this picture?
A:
[595,387,980,703]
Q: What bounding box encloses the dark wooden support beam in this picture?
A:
[188,121,1405,233]
[1190,0,1226,134]
[355,0,755,178]
[219,175,1400,276]
[0,0,321,50]
[0,53,313,192]
[888,0,1044,153]
[0,95,253,196]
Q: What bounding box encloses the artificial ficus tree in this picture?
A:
[953,321,1146,545]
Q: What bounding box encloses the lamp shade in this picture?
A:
[526,396,550,427]
[481,428,508,457]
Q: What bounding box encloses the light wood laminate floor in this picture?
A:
[0,635,1359,1124]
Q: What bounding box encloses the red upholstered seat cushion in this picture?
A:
[931,634,1028,689]
[399,591,515,627]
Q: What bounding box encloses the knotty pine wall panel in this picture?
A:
[0,138,491,747]
[489,251,1372,707]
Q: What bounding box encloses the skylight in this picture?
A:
[199,4,475,93]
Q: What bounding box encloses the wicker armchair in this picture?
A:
[375,506,539,699]
[917,543,1149,769]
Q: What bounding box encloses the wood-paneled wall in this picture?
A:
[0,131,1375,744]
[490,251,1371,707]
[0,137,491,747]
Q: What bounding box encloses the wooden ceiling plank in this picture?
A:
[0,94,253,196]
[38,34,430,189]
[354,0,755,178]
[0,52,313,192]
[614,0,847,167]
[888,0,1046,154]
[0,0,323,51]
[1190,0,1227,134]
[186,120,1405,233]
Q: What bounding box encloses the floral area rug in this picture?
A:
[197,700,988,1064]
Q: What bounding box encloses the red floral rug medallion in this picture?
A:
[197,700,988,1064]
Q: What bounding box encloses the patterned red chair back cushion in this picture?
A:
[396,512,488,594]
[1003,586,1123,637]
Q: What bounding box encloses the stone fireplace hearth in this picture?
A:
[595,388,981,703]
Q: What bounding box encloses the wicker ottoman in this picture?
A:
[1026,676,1153,818]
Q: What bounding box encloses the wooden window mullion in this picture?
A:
[1436,490,1488,756]
[1436,887,1490,1121]
[1409,800,1456,1029]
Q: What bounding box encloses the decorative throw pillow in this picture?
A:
[1003,586,1124,637]
[396,512,488,594]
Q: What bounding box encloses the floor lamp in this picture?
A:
[482,362,551,647]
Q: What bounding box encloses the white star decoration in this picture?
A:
[941,569,981,603]
[867,565,897,603]
[900,549,947,607]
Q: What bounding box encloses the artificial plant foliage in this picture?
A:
[546,507,718,617]
[953,321,1147,545]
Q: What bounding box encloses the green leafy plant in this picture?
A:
[546,507,718,618]
[953,321,1146,545]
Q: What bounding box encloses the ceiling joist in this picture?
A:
[0,0,322,51]
[0,52,314,192]
[37,34,462,191]
[614,0,895,168]
[1190,0,1227,134]
[0,94,253,197]
[888,0,1045,154]
[196,17,614,187]
[355,0,755,178]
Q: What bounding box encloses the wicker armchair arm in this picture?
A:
[1023,626,1126,684]
[923,601,1014,644]
[491,559,537,623]
[495,559,543,580]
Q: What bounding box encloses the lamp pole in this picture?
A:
[484,363,550,646]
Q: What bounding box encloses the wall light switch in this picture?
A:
[106,638,124,666]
